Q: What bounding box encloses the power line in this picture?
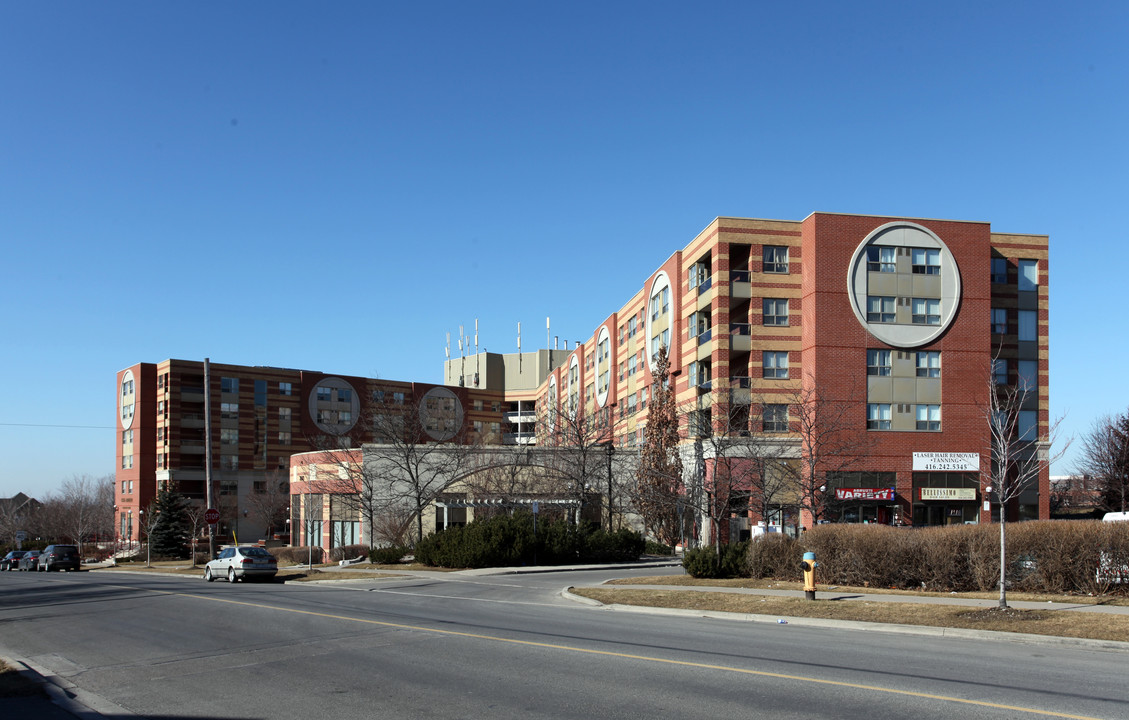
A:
[0,422,115,430]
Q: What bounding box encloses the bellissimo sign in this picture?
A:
[919,488,977,501]
[912,452,979,472]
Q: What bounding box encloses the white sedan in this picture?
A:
[204,546,278,583]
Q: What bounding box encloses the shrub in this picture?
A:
[682,546,722,578]
[745,534,803,580]
[370,545,409,565]
[645,540,675,556]
[414,513,644,568]
[271,546,325,565]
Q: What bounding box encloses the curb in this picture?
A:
[559,588,1129,653]
[2,654,137,718]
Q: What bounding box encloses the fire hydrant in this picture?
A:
[800,551,818,601]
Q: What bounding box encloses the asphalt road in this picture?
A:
[2,568,1128,720]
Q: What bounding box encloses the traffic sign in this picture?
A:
[204,508,220,525]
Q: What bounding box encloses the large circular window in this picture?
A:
[419,387,464,442]
[120,369,136,430]
[308,377,360,434]
[846,222,962,348]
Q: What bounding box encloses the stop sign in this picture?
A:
[204,508,220,525]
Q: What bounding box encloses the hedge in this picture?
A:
[679,521,1129,595]
[414,512,644,568]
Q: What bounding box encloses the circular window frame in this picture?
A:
[846,221,962,348]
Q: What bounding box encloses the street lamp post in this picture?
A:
[605,442,615,533]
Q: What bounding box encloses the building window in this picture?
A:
[1018,410,1037,441]
[221,402,239,420]
[221,428,238,446]
[911,298,941,325]
[220,455,238,471]
[867,350,891,376]
[279,382,292,396]
[1018,310,1037,341]
[763,298,789,326]
[993,359,1008,385]
[1018,259,1038,291]
[689,310,711,339]
[916,404,941,431]
[911,248,941,275]
[763,351,788,379]
[867,403,891,430]
[689,261,711,291]
[991,257,1008,284]
[689,361,711,388]
[866,246,896,273]
[867,296,895,323]
[764,404,788,432]
[278,431,292,444]
[763,246,789,274]
[628,355,637,376]
[991,308,1008,334]
[628,316,638,337]
[393,392,405,405]
[221,377,239,394]
[316,386,332,402]
[915,351,940,378]
[1018,360,1037,391]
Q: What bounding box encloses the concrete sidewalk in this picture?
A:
[576,582,1129,615]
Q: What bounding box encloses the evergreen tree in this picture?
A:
[147,486,190,558]
[635,345,684,545]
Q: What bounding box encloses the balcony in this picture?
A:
[730,323,751,352]
[504,432,537,445]
[730,270,751,299]
[181,386,205,403]
[504,411,537,424]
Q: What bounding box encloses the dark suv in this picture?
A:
[38,544,81,572]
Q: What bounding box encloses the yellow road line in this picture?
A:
[147,587,1108,720]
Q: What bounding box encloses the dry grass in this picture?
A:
[573,587,1129,642]
[92,561,428,581]
[0,659,43,698]
[607,575,1129,606]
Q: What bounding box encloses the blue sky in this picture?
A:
[1,2,1125,499]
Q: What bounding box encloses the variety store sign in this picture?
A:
[835,488,895,501]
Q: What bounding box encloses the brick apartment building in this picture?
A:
[114,360,509,544]
[519,212,1049,536]
[117,212,1049,549]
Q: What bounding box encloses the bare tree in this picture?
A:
[982,367,1070,609]
[634,346,684,546]
[363,391,478,546]
[246,471,290,541]
[1076,413,1129,514]
[185,505,208,567]
[785,377,870,528]
[0,493,41,548]
[537,392,619,526]
[675,389,800,553]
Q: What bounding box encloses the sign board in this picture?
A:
[913,452,979,472]
[919,488,977,501]
[835,488,895,501]
[204,508,220,525]
[15,531,27,542]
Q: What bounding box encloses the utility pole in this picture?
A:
[204,357,215,560]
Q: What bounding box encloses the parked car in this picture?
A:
[204,546,278,583]
[1,551,27,571]
[38,544,81,572]
[18,550,41,571]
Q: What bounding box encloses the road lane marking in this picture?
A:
[146,587,1110,720]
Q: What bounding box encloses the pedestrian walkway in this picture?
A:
[579,582,1129,616]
